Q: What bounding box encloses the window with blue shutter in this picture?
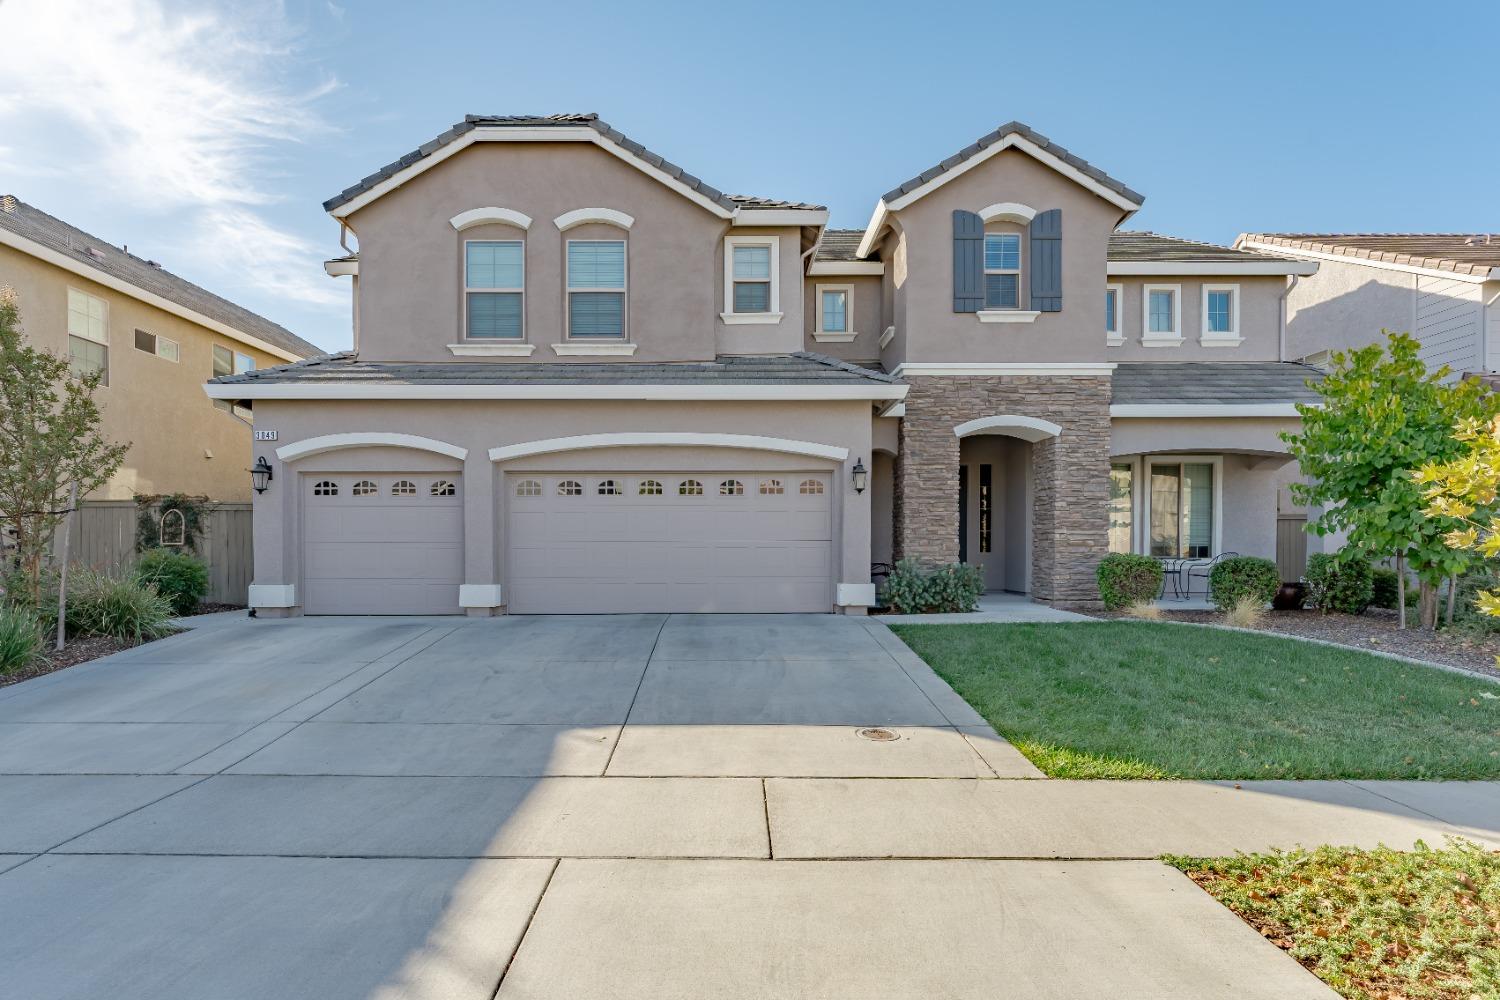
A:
[952,210,984,312]
[567,240,626,338]
[1028,209,1062,312]
[983,233,1021,309]
[465,241,524,339]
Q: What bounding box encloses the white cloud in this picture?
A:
[0,0,342,307]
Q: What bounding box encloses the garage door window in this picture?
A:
[558,480,583,496]
[679,479,703,496]
[799,479,824,495]
[719,479,744,496]
[514,479,542,497]
[760,479,784,495]
[638,479,663,495]
[391,480,417,496]
[597,479,621,496]
[352,480,378,496]
[431,480,456,497]
[313,480,338,496]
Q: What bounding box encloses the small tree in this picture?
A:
[1283,332,1498,630]
[1416,414,1500,627]
[0,289,128,606]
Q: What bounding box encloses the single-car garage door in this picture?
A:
[507,472,832,613]
[302,473,463,615]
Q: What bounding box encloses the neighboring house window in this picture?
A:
[1108,463,1134,553]
[983,233,1021,309]
[1142,285,1182,344]
[1105,284,1123,344]
[159,509,186,546]
[465,241,524,340]
[722,237,781,321]
[134,329,179,362]
[567,240,626,338]
[212,344,255,420]
[1149,460,1216,559]
[1201,284,1241,344]
[813,284,855,341]
[67,288,108,384]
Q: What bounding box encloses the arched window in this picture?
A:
[514,479,542,497]
[558,480,583,496]
[313,480,338,496]
[678,479,703,496]
[597,479,621,496]
[159,508,186,546]
[759,479,784,495]
[719,479,744,496]
[352,480,378,497]
[638,479,663,496]
[430,480,456,497]
[799,479,824,496]
[391,480,417,496]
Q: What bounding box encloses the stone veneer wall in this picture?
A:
[894,375,1112,608]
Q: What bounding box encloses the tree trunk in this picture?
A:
[1418,580,1438,632]
[1446,572,1458,627]
[1396,552,1407,630]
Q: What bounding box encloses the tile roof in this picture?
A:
[209,351,902,387]
[0,196,323,359]
[814,229,866,262]
[728,195,827,212]
[1108,231,1300,263]
[881,121,1145,208]
[1111,362,1323,406]
[1239,233,1500,278]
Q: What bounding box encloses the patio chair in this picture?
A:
[1184,552,1238,599]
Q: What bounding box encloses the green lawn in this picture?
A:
[891,622,1500,780]
[1167,842,1499,1000]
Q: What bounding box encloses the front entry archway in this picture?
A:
[953,415,1057,595]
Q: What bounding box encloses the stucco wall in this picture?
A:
[1283,255,1415,360]
[0,244,287,500]
[802,274,882,363]
[1106,275,1286,361]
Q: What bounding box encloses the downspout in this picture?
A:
[338,221,353,255]
[1277,273,1300,362]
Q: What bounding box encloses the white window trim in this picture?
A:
[1105,283,1124,346]
[565,238,628,340]
[977,310,1041,324]
[1200,283,1243,346]
[813,283,856,342]
[721,235,782,324]
[553,207,634,232]
[982,231,1023,311]
[67,287,109,345]
[135,329,179,363]
[449,207,532,231]
[978,202,1037,225]
[1141,284,1183,346]
[550,342,638,356]
[447,343,536,357]
[463,238,525,343]
[1141,454,1224,559]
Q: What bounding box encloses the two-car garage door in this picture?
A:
[506,472,832,613]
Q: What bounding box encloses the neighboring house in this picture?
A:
[1235,233,1500,379]
[209,115,1320,616]
[0,195,325,501]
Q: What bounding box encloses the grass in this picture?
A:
[890,622,1500,780]
[1167,841,1500,1000]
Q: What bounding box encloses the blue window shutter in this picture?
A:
[1029,209,1062,312]
[952,210,983,312]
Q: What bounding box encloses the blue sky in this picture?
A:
[2,0,1497,352]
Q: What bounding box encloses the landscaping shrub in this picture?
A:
[1303,553,1374,614]
[134,549,209,616]
[1225,595,1267,629]
[879,559,985,614]
[1095,553,1163,611]
[1207,556,1279,612]
[1121,600,1162,621]
[0,604,43,674]
[1370,567,1400,610]
[64,569,174,643]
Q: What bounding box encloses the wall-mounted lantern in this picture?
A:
[851,457,868,495]
[250,456,274,494]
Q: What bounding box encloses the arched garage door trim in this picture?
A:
[277,432,468,462]
[488,432,849,463]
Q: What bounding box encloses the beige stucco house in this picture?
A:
[0,196,324,501]
[210,115,1322,616]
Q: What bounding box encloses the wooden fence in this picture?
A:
[64,501,253,605]
[1276,514,1309,583]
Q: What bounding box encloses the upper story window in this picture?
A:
[566,240,626,339]
[213,344,255,420]
[134,328,179,362]
[1200,284,1241,346]
[983,233,1021,309]
[1142,284,1182,345]
[722,237,781,324]
[67,288,108,385]
[465,241,524,340]
[1105,285,1123,345]
[813,283,855,342]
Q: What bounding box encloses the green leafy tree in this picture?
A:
[1417,414,1500,628]
[1283,332,1498,630]
[0,288,128,606]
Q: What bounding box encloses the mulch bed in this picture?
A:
[180,602,245,616]
[1096,607,1500,681]
[0,629,188,690]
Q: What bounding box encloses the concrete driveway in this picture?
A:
[3,613,1493,998]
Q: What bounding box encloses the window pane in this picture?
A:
[1108,464,1133,553]
[68,289,106,343]
[466,241,523,289]
[1149,465,1180,557]
[1184,463,1214,558]
[985,273,1019,309]
[1207,290,1232,333]
[212,344,232,378]
[567,241,625,289]
[1149,291,1174,333]
[733,281,770,313]
[134,329,155,353]
[68,335,107,384]
[983,233,1020,270]
[234,353,255,374]
[732,245,771,280]
[467,292,523,338]
[157,337,179,362]
[1105,289,1117,332]
[569,291,624,337]
[821,290,847,331]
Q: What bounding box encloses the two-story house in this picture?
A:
[209,115,1320,616]
[0,195,324,501]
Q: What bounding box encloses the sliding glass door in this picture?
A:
[1148,461,1214,558]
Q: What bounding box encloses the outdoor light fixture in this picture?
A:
[250,456,274,494]
[851,457,868,495]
